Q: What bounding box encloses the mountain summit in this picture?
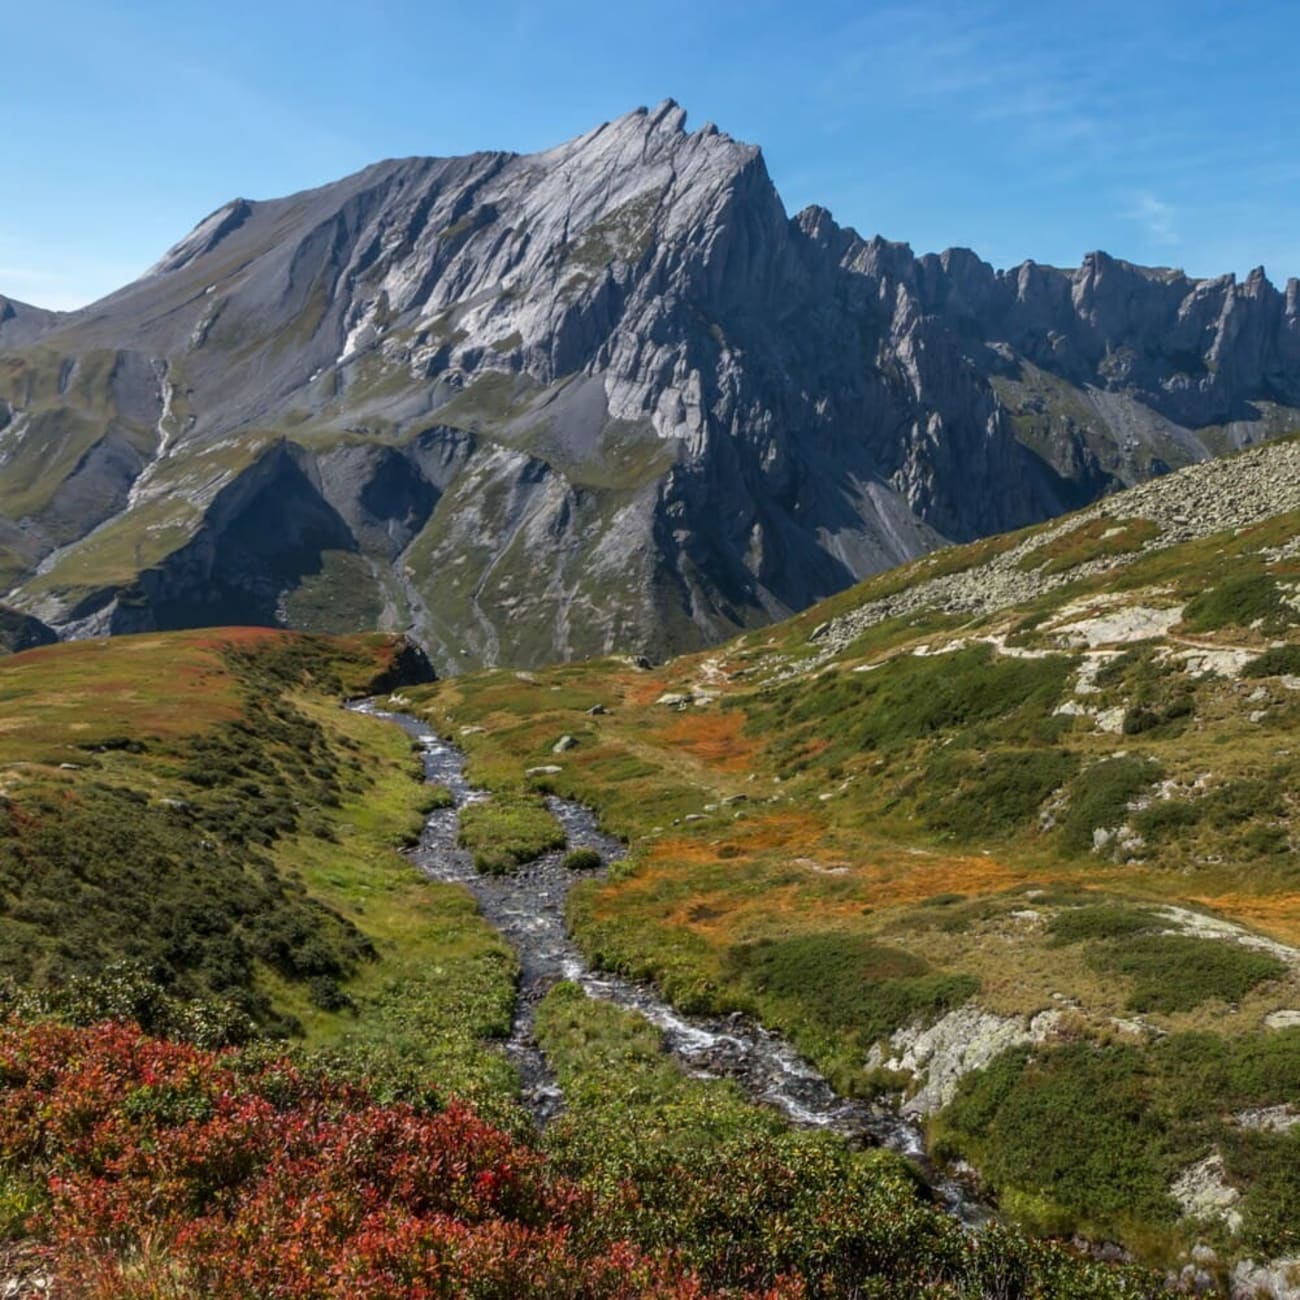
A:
[2,103,1298,670]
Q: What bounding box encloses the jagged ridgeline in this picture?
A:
[2,101,1298,671]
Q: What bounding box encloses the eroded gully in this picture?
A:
[353,701,986,1225]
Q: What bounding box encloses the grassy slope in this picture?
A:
[0,631,1164,1294]
[0,628,520,1119]
[405,458,1300,1266]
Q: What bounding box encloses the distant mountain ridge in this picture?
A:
[1,100,1297,670]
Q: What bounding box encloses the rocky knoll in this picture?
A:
[804,438,1300,666]
[1,103,1296,670]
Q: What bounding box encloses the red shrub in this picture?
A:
[0,1019,727,1298]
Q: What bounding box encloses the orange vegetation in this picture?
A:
[1191,892,1300,948]
[854,849,1028,909]
[647,812,828,866]
[653,709,762,772]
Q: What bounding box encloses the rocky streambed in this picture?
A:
[352,699,987,1225]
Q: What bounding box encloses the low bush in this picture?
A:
[536,985,1164,1297]
[941,1030,1300,1255]
[726,931,978,1051]
[0,1011,1178,1296]
[1091,933,1287,1013]
[1243,644,1300,678]
[1057,756,1162,854]
[1182,574,1293,633]
[1047,904,1159,946]
[562,848,603,871]
[924,748,1079,840]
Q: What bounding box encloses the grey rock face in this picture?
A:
[1,102,1298,670]
[0,604,57,654]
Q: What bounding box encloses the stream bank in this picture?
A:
[352,699,987,1224]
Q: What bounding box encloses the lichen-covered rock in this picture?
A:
[868,1005,1062,1116]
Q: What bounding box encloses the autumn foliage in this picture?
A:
[0,1019,715,1298]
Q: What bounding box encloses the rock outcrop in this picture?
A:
[2,102,1297,670]
[0,604,57,655]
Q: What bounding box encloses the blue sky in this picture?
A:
[3,0,1297,309]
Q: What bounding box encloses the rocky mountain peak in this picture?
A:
[1,104,1298,671]
[149,197,254,277]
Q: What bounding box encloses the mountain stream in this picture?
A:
[353,700,986,1225]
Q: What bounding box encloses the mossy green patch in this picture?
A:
[456,792,566,874]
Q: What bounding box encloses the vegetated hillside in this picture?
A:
[0,627,532,1116]
[2,104,1298,670]
[0,635,1166,1295]
[406,436,1300,1289]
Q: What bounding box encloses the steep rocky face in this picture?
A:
[0,604,56,654]
[1,102,1297,671]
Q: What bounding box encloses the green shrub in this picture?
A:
[1182,574,1293,633]
[726,931,978,1049]
[847,646,1076,750]
[924,748,1079,840]
[1047,904,1159,946]
[1092,934,1287,1013]
[1058,756,1162,854]
[941,1041,1175,1230]
[1243,644,1300,678]
[562,848,603,871]
[536,984,1164,1296]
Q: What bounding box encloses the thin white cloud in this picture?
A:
[1127,193,1180,245]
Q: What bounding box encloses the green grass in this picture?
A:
[456,792,566,874]
[0,629,521,1119]
[0,637,415,1033]
[562,847,602,871]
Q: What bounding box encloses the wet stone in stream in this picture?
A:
[351,700,988,1225]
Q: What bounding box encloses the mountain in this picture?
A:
[0,603,55,654]
[2,101,1297,672]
